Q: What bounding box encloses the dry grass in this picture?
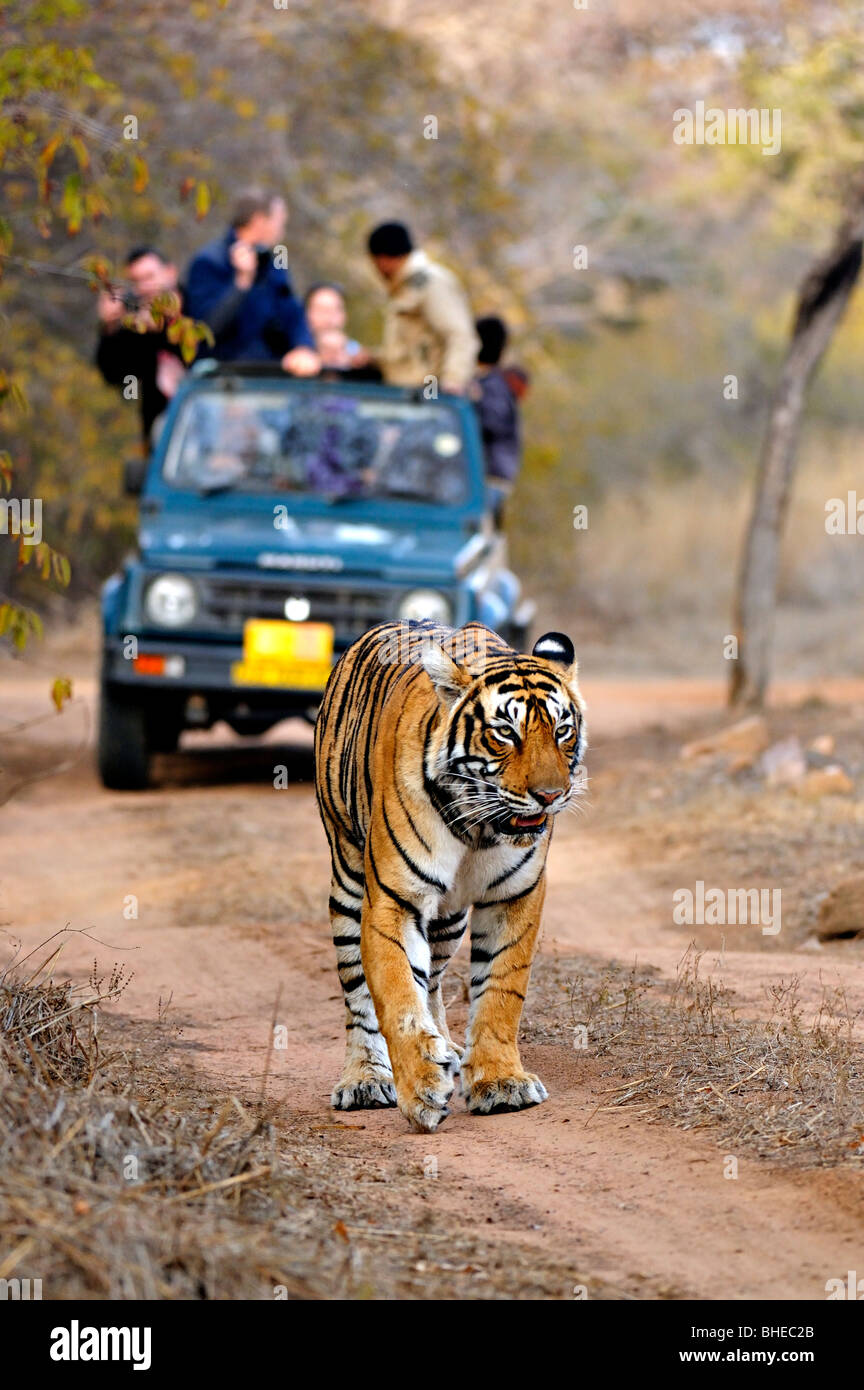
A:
[0,938,319,1299]
[0,934,627,1301]
[539,427,864,678]
[561,947,864,1165]
[602,429,864,618]
[582,699,864,948]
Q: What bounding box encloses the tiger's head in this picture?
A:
[422,631,586,843]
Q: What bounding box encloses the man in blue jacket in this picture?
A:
[185,191,319,374]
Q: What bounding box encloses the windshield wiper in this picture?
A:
[377,487,428,502]
[197,477,242,496]
[322,488,369,505]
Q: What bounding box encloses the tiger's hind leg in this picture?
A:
[427,910,469,1066]
[327,848,396,1110]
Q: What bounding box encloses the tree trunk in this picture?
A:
[730,189,864,707]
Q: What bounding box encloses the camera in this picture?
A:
[117,286,142,313]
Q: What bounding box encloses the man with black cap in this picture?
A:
[367,221,478,395]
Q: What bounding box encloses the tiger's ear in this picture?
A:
[532,632,578,686]
[420,641,473,710]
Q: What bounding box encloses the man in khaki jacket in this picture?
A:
[367,222,479,394]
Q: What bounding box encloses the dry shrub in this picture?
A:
[569,946,864,1165]
[1,952,129,1089]
[0,934,607,1302]
[0,935,331,1299]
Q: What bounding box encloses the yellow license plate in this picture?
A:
[231,620,334,690]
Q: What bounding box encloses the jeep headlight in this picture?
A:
[398,589,452,624]
[144,574,197,628]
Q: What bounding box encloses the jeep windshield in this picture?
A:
[161,387,471,505]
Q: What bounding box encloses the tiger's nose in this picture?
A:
[530,787,565,807]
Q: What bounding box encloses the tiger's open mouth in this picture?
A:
[510,812,547,830]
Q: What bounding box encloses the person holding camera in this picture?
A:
[94,246,187,444]
[184,191,319,374]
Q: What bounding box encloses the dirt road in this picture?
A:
[2,657,864,1300]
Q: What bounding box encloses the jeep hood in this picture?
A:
[138,507,485,582]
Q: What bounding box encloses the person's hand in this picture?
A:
[156,351,186,400]
[441,381,464,396]
[229,240,258,290]
[97,289,126,331]
[282,346,321,377]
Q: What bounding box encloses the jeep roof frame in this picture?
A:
[189,358,433,403]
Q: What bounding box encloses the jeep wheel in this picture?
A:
[98,685,151,790]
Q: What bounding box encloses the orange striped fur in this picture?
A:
[314,620,586,1132]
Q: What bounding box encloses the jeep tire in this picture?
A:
[98,684,152,790]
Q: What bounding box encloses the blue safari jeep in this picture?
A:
[98,363,535,788]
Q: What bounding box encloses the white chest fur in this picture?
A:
[433,833,548,917]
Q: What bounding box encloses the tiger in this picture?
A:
[313,619,586,1133]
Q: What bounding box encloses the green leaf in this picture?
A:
[194,179,211,220]
[51,549,72,587]
[69,133,90,172]
[51,675,73,711]
[60,171,84,234]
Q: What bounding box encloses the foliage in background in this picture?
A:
[0,0,210,643]
[1,0,864,667]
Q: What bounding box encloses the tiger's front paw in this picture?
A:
[395,1033,457,1133]
[332,1066,397,1110]
[463,1071,548,1115]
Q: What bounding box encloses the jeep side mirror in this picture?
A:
[124,456,149,496]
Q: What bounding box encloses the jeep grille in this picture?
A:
[200,577,394,645]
